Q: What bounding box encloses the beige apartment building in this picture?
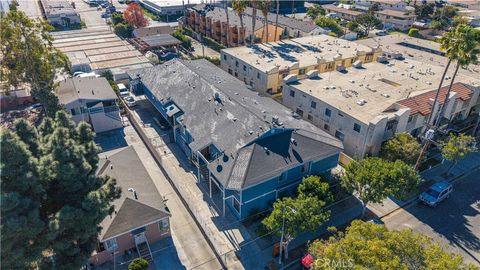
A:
[220,35,381,93]
[185,4,281,47]
[282,59,480,157]
[324,4,365,21]
[375,9,416,31]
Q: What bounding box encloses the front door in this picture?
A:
[134,232,146,245]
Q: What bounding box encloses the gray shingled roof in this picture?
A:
[128,59,342,190]
[97,146,170,241]
[56,77,117,105]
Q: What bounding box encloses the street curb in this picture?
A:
[379,165,480,219]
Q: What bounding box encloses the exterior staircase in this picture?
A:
[136,241,152,261]
[199,165,210,182]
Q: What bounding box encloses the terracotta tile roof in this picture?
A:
[397,82,474,116]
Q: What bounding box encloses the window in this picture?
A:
[289,90,295,97]
[338,112,344,117]
[234,72,238,77]
[311,101,317,109]
[325,108,331,117]
[159,219,169,231]
[250,81,254,86]
[307,114,313,121]
[296,108,304,117]
[243,65,246,71]
[257,72,261,79]
[223,54,227,60]
[228,69,232,75]
[335,130,345,141]
[408,115,413,123]
[279,172,286,181]
[104,238,118,251]
[353,123,361,133]
[324,124,330,131]
[301,162,309,173]
[298,68,306,75]
[233,197,240,213]
[235,60,239,67]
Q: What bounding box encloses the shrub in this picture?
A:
[128,258,149,270]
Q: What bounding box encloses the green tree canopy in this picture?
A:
[128,258,149,270]
[341,158,420,216]
[1,112,121,269]
[309,220,478,270]
[415,2,435,19]
[354,13,382,36]
[297,175,333,204]
[114,22,133,38]
[315,16,344,36]
[0,10,70,116]
[380,133,422,165]
[408,27,422,38]
[441,133,477,174]
[307,4,326,20]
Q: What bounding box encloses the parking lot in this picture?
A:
[383,168,480,266]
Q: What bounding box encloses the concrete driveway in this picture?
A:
[383,168,480,266]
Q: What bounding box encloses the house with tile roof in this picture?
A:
[90,146,171,266]
[127,59,343,219]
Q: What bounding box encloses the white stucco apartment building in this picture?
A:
[282,59,480,157]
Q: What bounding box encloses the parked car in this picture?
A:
[376,30,387,36]
[73,71,85,77]
[101,2,109,8]
[419,181,453,207]
[117,83,129,96]
[101,12,111,18]
[107,5,116,12]
[123,95,136,107]
[89,0,99,7]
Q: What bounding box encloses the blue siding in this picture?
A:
[310,154,339,175]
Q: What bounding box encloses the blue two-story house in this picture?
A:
[128,59,343,220]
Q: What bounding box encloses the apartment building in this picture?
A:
[185,4,282,47]
[220,35,381,93]
[56,77,123,133]
[40,0,81,29]
[127,59,343,220]
[243,7,328,39]
[324,4,365,21]
[375,9,416,31]
[282,59,480,157]
[369,0,408,11]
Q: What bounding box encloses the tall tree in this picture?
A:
[380,133,421,165]
[414,2,434,19]
[258,0,272,42]
[1,112,121,269]
[0,10,70,117]
[224,0,230,46]
[232,0,248,45]
[354,13,382,36]
[263,176,332,260]
[309,220,478,270]
[441,133,477,175]
[274,0,279,40]
[124,3,149,28]
[306,4,325,20]
[315,16,344,36]
[250,0,259,45]
[1,130,45,269]
[415,24,480,169]
[341,158,420,217]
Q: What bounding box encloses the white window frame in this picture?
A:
[159,218,169,231]
[104,238,118,251]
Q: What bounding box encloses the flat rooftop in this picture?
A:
[288,59,480,124]
[51,28,151,72]
[356,34,480,71]
[222,35,376,73]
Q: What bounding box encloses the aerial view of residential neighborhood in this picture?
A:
[1,0,480,269]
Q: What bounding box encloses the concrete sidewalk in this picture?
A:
[368,152,480,218]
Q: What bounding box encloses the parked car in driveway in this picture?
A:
[123,95,136,107]
[419,181,453,207]
[117,83,129,96]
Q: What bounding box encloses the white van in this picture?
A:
[117,83,129,96]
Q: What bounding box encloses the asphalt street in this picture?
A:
[383,168,480,266]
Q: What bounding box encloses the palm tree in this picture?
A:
[232,0,247,45]
[250,0,258,45]
[274,0,280,41]
[258,0,272,42]
[224,0,230,47]
[414,24,480,170]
